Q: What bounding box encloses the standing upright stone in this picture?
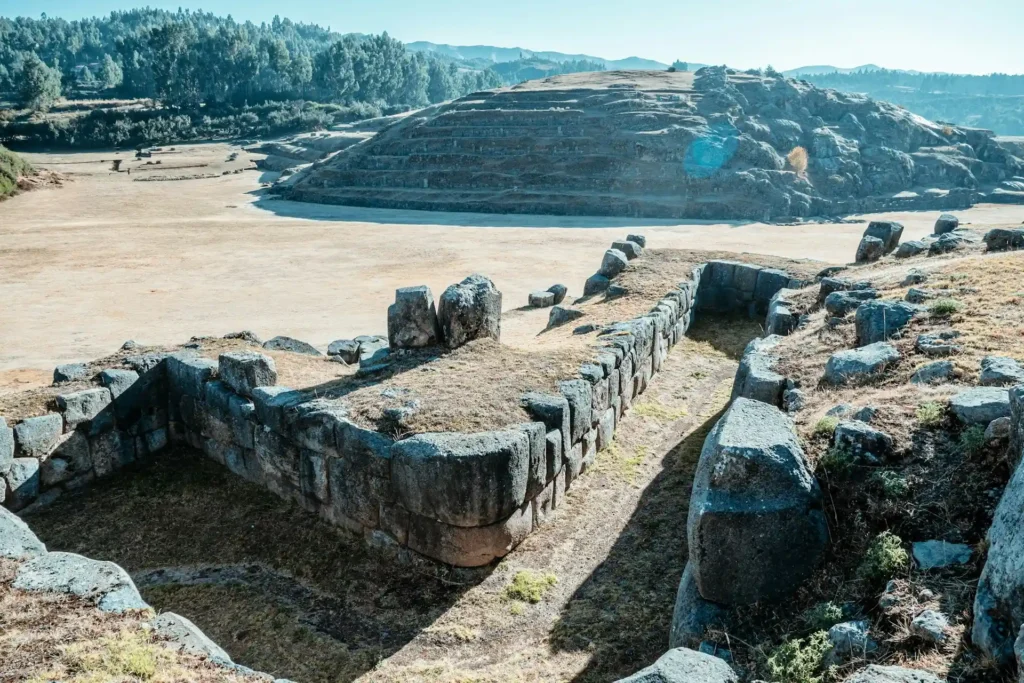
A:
[599,249,629,278]
[856,236,886,263]
[438,275,502,349]
[388,285,441,349]
[864,220,905,254]
[687,398,827,604]
[218,352,277,398]
[935,214,959,235]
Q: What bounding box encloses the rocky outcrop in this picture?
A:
[855,300,918,345]
[845,665,943,683]
[285,69,1023,220]
[686,398,827,604]
[824,342,900,385]
[438,275,502,349]
[950,387,1010,425]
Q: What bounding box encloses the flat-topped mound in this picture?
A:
[285,67,1024,220]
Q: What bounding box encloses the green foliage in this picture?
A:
[959,425,988,457]
[812,416,839,438]
[765,631,832,683]
[0,144,33,198]
[18,54,62,112]
[801,601,845,632]
[504,570,558,604]
[929,298,962,317]
[916,402,946,427]
[99,54,123,90]
[818,444,855,477]
[858,531,909,583]
[491,58,605,86]
[871,470,911,498]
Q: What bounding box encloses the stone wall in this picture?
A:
[695,260,808,320]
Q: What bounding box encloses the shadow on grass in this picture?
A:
[23,448,489,683]
[549,404,727,682]
[687,313,765,360]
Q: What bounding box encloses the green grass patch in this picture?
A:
[871,470,911,498]
[916,401,946,427]
[929,298,962,317]
[504,570,558,604]
[818,444,855,477]
[959,425,988,457]
[800,601,845,632]
[858,531,909,584]
[632,400,688,421]
[812,416,839,439]
[0,144,33,198]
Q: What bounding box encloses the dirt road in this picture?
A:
[2,143,1020,387]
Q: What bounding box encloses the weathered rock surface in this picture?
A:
[219,352,277,398]
[913,540,972,570]
[388,286,441,348]
[263,336,322,356]
[825,289,877,317]
[327,339,360,364]
[584,274,610,296]
[916,329,963,356]
[864,220,905,254]
[0,417,14,476]
[528,291,556,308]
[895,240,927,258]
[828,620,876,660]
[980,356,1024,386]
[856,235,886,263]
[615,646,738,683]
[687,398,827,604]
[12,414,63,458]
[845,665,943,683]
[151,612,233,661]
[611,240,643,260]
[0,506,47,559]
[834,421,893,462]
[53,363,90,383]
[14,551,148,612]
[984,227,1024,252]
[99,368,140,399]
[57,387,111,427]
[547,284,568,304]
[599,249,629,278]
[911,360,955,384]
[731,336,786,407]
[911,610,949,644]
[934,213,959,234]
[547,305,585,329]
[438,275,502,349]
[855,300,918,345]
[669,563,729,649]
[824,342,900,385]
[286,69,1023,220]
[950,387,1010,425]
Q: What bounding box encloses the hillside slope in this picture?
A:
[285,67,1024,220]
[0,145,33,200]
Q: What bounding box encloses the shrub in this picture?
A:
[872,470,910,498]
[916,402,945,427]
[765,631,832,683]
[929,299,961,317]
[504,570,557,604]
[858,531,909,583]
[959,425,987,457]
[788,146,809,175]
[813,416,839,438]
[819,444,855,477]
[801,601,845,631]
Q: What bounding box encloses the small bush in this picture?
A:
[813,416,839,438]
[504,570,557,604]
[872,470,910,498]
[916,402,945,427]
[765,631,832,683]
[801,601,845,631]
[858,531,909,583]
[959,425,987,457]
[787,146,809,175]
[929,299,962,317]
[63,629,165,680]
[819,444,855,477]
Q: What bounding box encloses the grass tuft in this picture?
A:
[928,298,961,317]
[818,444,855,477]
[916,401,946,427]
[800,601,844,632]
[812,416,839,439]
[959,425,987,457]
[858,531,909,584]
[59,629,164,681]
[787,146,809,175]
[765,630,832,683]
[871,470,910,499]
[504,570,558,604]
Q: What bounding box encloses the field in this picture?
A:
[4,142,1022,394]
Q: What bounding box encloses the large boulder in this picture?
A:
[599,249,629,278]
[151,612,232,662]
[218,351,277,398]
[916,329,962,357]
[984,227,1024,252]
[388,285,441,348]
[53,363,90,384]
[614,647,738,683]
[263,336,322,356]
[895,240,927,259]
[687,398,827,604]
[833,421,894,462]
[824,342,900,385]
[950,387,1010,425]
[934,213,959,234]
[669,563,729,649]
[731,336,786,407]
[438,275,502,349]
[975,448,1024,665]
[825,290,877,317]
[584,274,610,296]
[327,339,360,364]
[980,356,1024,386]
[611,240,643,260]
[528,291,556,308]
[0,506,46,559]
[56,388,111,428]
[855,300,918,346]
[855,235,886,263]
[547,284,568,305]
[864,220,905,254]
[13,551,148,612]
[547,306,585,330]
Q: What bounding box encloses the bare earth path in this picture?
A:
[2,143,1021,389]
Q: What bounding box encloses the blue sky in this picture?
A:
[3,0,1023,74]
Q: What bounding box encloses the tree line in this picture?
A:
[0,9,503,112]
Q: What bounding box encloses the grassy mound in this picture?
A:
[0,144,33,199]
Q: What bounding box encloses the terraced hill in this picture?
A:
[285,68,1024,220]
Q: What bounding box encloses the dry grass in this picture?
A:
[788,146,810,175]
[0,559,259,683]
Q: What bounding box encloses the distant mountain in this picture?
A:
[406,41,674,71]
[783,64,883,77]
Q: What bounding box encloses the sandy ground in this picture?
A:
[2,142,1022,388]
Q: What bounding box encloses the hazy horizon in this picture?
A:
[2,0,1023,75]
